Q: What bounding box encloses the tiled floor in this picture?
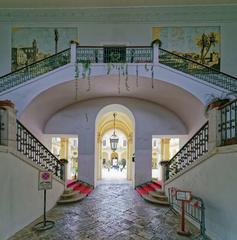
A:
[10,181,198,240]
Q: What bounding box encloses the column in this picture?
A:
[160,138,170,191]
[127,133,133,181]
[152,42,159,64]
[97,133,102,180]
[208,109,221,152]
[70,41,78,64]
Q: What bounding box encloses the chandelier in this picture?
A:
[110,113,119,151]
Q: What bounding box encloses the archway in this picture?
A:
[95,104,135,186]
[101,129,128,180]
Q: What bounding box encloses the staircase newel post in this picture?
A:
[152,42,159,64]
[160,160,169,191]
[207,108,221,152]
[0,100,17,149]
[70,40,78,64]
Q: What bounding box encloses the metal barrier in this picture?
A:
[167,187,207,240]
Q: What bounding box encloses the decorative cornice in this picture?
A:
[0,6,237,23]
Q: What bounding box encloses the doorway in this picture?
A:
[95,104,135,186]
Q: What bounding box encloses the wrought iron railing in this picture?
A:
[16,120,65,180]
[219,99,237,145]
[0,49,70,94]
[167,188,207,239]
[167,122,209,179]
[159,48,237,92]
[77,46,153,63]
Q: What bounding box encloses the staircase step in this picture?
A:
[149,191,168,201]
[57,193,86,204]
[142,194,169,206]
[60,190,81,199]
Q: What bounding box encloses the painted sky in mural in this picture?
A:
[12,27,78,70]
[152,26,220,70]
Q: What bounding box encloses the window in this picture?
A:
[123,139,127,147]
[103,139,107,147]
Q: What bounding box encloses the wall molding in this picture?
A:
[0,6,237,23]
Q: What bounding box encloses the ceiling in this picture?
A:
[1,0,236,8]
[20,76,206,136]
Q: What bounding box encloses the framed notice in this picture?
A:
[176,190,192,202]
[38,171,52,190]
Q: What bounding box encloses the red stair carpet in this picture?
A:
[67,180,93,196]
[136,180,162,197]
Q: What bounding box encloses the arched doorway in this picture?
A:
[95,104,135,186]
[101,129,128,180]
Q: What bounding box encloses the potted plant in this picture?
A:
[151,38,162,48]
[205,92,234,114]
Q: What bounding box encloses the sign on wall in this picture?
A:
[38,171,53,190]
[152,26,221,70]
[11,27,78,71]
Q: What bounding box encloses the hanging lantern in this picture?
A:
[110,113,119,151]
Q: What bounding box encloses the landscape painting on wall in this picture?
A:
[152,26,221,70]
[12,27,78,71]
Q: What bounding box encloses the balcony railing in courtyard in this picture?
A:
[76,46,153,63]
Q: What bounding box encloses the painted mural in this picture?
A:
[152,26,221,70]
[11,27,78,70]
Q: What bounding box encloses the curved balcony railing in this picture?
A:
[167,122,209,180]
[0,48,70,94]
[159,48,237,92]
[76,46,153,63]
[16,120,65,180]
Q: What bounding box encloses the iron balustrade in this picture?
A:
[219,99,237,145]
[167,188,207,239]
[168,122,209,179]
[16,120,65,180]
[76,46,153,63]
[159,48,237,92]
[0,49,70,94]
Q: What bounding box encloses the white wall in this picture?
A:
[165,146,237,240]
[44,97,187,186]
[0,148,64,240]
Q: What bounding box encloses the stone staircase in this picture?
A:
[136,180,169,206]
[57,180,93,204]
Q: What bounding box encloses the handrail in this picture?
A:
[160,48,237,80]
[0,48,70,93]
[16,120,65,180]
[167,122,209,179]
[159,48,237,92]
[0,48,70,79]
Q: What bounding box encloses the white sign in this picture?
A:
[38,171,52,190]
[176,190,192,202]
